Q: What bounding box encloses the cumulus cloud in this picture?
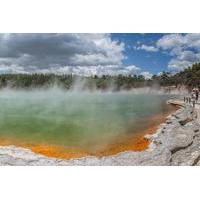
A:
[0,33,155,78]
[26,64,141,77]
[0,33,125,75]
[140,71,153,79]
[156,33,200,70]
[157,34,186,50]
[135,44,158,52]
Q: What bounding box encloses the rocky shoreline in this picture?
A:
[0,99,200,166]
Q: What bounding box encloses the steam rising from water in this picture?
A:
[0,88,177,153]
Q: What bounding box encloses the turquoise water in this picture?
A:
[0,89,175,152]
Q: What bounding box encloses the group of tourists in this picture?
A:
[184,88,199,107]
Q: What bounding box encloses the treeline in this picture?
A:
[170,62,200,88]
[0,63,199,90]
[0,73,152,90]
[151,62,200,89]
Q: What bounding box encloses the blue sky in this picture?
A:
[0,33,199,78]
[111,33,172,74]
[110,33,200,78]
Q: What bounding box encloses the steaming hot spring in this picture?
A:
[0,89,177,159]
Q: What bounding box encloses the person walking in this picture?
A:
[191,92,196,107]
[195,88,199,103]
[189,96,191,105]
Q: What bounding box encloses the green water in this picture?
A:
[0,89,174,152]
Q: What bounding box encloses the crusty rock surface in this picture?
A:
[0,100,200,166]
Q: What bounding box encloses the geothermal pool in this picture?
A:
[0,89,176,159]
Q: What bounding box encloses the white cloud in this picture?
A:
[168,59,193,70]
[41,65,141,77]
[0,64,141,77]
[156,33,200,70]
[135,44,158,52]
[177,50,200,62]
[185,33,200,49]
[0,57,153,79]
[140,71,153,79]
[168,50,200,70]
[0,64,29,74]
[1,34,153,77]
[157,34,186,50]
[157,33,200,50]
[0,33,125,73]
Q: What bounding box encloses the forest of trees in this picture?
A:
[0,63,199,91]
[151,62,200,89]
